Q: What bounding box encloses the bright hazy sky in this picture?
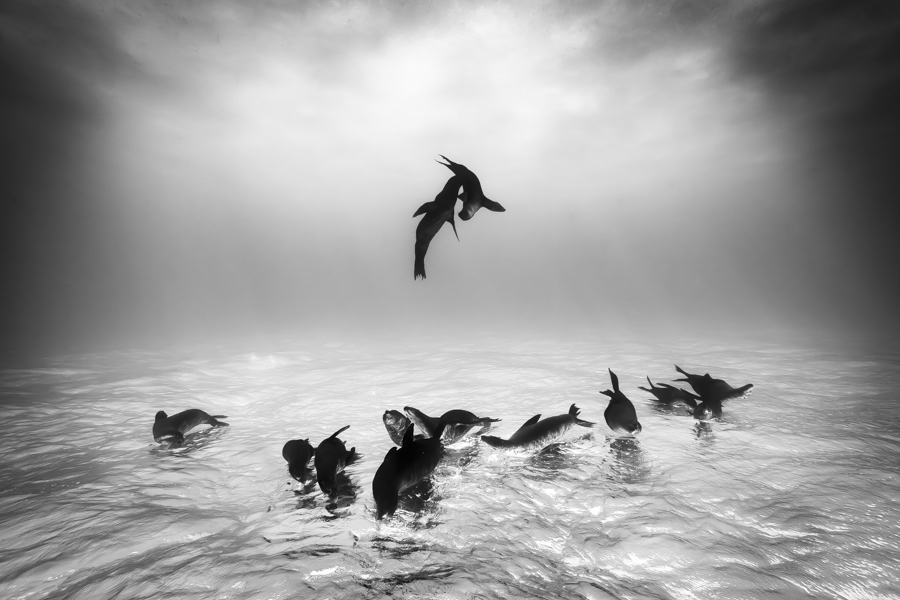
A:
[2,0,899,359]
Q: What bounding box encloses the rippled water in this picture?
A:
[1,334,899,600]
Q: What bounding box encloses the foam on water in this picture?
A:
[1,335,899,599]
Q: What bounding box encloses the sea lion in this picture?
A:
[638,376,699,408]
[435,155,505,221]
[674,365,754,402]
[383,410,414,446]
[314,425,357,497]
[480,404,593,451]
[414,175,462,280]
[600,369,642,435]
[152,409,228,443]
[693,399,723,421]
[282,438,315,483]
[404,406,501,445]
[373,414,479,519]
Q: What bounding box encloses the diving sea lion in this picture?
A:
[414,175,462,280]
[282,438,315,482]
[600,369,642,435]
[314,425,357,497]
[638,376,699,408]
[404,406,501,445]
[153,409,228,443]
[435,155,505,221]
[480,404,593,451]
[373,414,479,519]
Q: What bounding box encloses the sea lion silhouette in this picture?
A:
[600,370,642,435]
[153,409,228,443]
[481,404,593,451]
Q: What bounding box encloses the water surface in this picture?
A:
[1,335,898,599]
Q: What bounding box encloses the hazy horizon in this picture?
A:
[3,0,899,363]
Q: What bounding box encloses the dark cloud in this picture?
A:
[0,0,142,359]
[726,0,900,316]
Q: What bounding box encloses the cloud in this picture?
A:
[2,0,899,361]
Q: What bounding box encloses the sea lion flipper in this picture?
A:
[568,405,593,426]
[477,417,502,424]
[413,201,436,217]
[518,414,541,429]
[449,213,459,241]
[401,422,415,447]
[329,425,350,439]
[346,447,358,465]
[608,369,620,393]
[481,198,505,212]
[481,435,507,448]
[209,414,229,427]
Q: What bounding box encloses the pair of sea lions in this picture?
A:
[282,426,357,497]
[373,412,493,519]
[637,366,754,420]
[374,407,501,519]
[382,406,500,446]
[674,365,754,420]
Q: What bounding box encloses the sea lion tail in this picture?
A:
[675,365,688,376]
[210,416,229,427]
[569,404,593,427]
[414,254,426,280]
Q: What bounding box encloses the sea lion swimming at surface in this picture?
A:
[674,365,754,403]
[314,425,357,497]
[435,155,505,221]
[480,404,593,451]
[600,370,642,435]
[383,410,415,446]
[282,438,315,483]
[638,376,699,408]
[373,414,480,519]
[404,406,501,445]
[153,409,228,443]
[692,398,723,421]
